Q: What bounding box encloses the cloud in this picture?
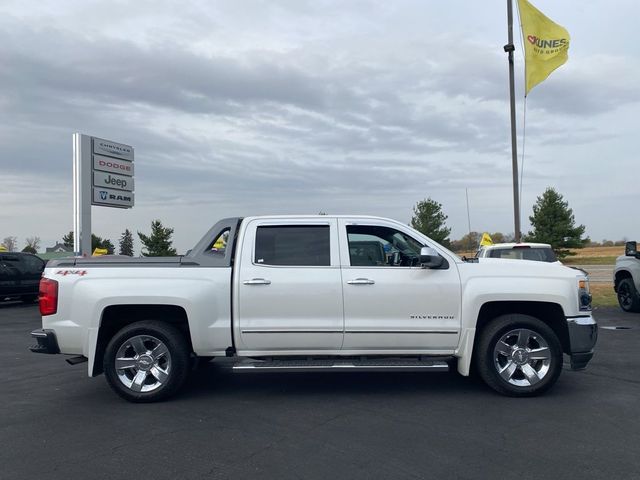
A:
[1,1,639,250]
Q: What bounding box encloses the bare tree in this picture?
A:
[2,236,17,251]
[25,236,41,252]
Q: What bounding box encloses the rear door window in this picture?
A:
[21,255,45,275]
[255,225,330,266]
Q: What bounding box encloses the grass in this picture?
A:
[562,255,618,265]
[590,283,618,308]
[562,246,623,265]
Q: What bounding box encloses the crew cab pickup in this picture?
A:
[31,216,597,402]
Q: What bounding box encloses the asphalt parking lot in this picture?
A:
[1,303,639,480]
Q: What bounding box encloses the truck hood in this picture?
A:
[461,257,585,281]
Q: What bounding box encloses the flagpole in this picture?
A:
[505,0,521,242]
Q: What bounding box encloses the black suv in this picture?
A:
[0,252,45,302]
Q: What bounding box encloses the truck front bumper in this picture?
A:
[566,316,597,370]
[30,329,60,354]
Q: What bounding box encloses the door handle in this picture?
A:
[243,278,272,285]
[347,278,375,285]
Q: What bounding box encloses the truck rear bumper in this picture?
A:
[566,316,597,370]
[30,329,60,354]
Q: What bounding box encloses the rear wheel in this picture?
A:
[617,278,640,313]
[475,314,563,397]
[104,321,191,403]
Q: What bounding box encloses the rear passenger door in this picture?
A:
[235,219,344,353]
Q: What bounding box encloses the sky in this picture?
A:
[1,0,639,254]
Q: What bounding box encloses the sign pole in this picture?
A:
[72,133,92,256]
[505,0,521,242]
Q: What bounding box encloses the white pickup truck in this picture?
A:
[614,241,640,312]
[31,216,597,402]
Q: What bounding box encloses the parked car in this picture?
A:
[614,241,640,313]
[476,242,560,264]
[0,252,46,302]
[31,215,596,402]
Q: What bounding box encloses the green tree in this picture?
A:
[410,198,451,247]
[61,232,113,253]
[91,234,109,253]
[138,220,177,257]
[119,229,134,256]
[525,187,589,258]
[62,231,74,248]
[22,245,37,254]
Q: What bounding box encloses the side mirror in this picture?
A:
[625,241,638,258]
[420,247,446,269]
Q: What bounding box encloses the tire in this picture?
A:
[475,314,563,397]
[617,278,640,313]
[103,321,191,403]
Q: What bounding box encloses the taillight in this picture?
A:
[39,278,58,316]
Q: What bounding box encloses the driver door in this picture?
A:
[338,219,461,353]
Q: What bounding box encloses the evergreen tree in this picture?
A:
[138,220,177,257]
[22,245,37,254]
[410,198,451,247]
[119,229,134,256]
[61,232,113,253]
[525,187,589,258]
[62,231,74,248]
[90,235,112,253]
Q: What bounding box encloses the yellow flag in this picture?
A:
[480,233,493,247]
[517,0,570,95]
[92,248,109,256]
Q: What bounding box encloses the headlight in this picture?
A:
[578,278,592,311]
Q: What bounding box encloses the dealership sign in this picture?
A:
[90,138,134,208]
[93,187,134,208]
[93,154,134,176]
[73,133,136,255]
[93,170,134,192]
[93,137,134,161]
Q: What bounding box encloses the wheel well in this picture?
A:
[614,270,632,291]
[92,304,192,376]
[475,301,570,354]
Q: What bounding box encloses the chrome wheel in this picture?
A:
[115,335,172,393]
[493,328,551,387]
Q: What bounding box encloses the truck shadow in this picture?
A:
[181,363,487,400]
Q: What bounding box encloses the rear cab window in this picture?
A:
[254,225,330,266]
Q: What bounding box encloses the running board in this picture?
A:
[232,357,451,373]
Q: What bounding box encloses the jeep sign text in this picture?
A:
[93,170,134,192]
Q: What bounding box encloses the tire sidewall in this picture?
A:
[103,321,190,403]
[476,314,563,397]
[617,278,640,313]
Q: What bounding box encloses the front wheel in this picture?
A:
[104,321,191,403]
[475,314,563,397]
[617,278,640,313]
